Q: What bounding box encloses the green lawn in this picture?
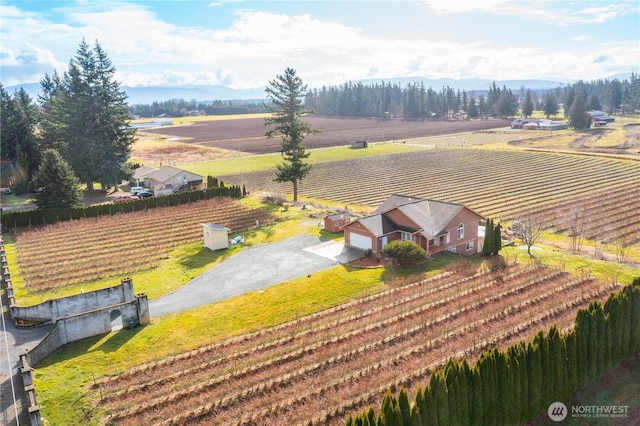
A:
[177,142,428,177]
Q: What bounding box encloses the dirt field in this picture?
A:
[141,116,510,154]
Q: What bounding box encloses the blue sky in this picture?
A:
[1,0,638,89]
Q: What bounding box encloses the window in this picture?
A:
[466,242,474,251]
[401,231,412,241]
[444,232,450,244]
[457,224,464,240]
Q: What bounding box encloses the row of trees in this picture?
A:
[129,99,266,118]
[303,81,519,119]
[347,277,640,426]
[1,39,136,208]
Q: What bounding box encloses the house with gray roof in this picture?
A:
[343,194,485,256]
[132,165,203,195]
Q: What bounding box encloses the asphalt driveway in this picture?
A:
[150,235,362,317]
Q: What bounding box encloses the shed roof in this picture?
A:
[201,223,231,231]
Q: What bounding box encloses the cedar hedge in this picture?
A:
[1,186,243,229]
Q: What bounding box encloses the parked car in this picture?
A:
[3,188,12,195]
[137,190,153,198]
[113,195,139,203]
[130,186,145,195]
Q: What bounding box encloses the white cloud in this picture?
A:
[564,3,636,24]
[422,0,513,14]
[0,2,637,90]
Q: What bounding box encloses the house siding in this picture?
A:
[443,208,484,254]
[384,209,420,230]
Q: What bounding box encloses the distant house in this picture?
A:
[351,140,368,149]
[323,213,352,233]
[586,110,615,125]
[343,194,485,256]
[133,165,203,196]
[523,120,567,130]
[201,223,230,251]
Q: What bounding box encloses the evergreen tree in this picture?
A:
[413,388,428,426]
[433,371,449,426]
[568,88,591,130]
[467,96,479,118]
[398,388,412,426]
[526,341,542,418]
[522,90,534,117]
[33,149,83,209]
[482,218,495,255]
[494,222,502,254]
[543,92,559,118]
[629,280,640,351]
[264,68,318,201]
[588,93,602,111]
[469,367,483,425]
[0,85,41,192]
[410,405,422,426]
[564,330,578,395]
[39,39,136,190]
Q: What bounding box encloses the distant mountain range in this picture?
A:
[5,74,631,106]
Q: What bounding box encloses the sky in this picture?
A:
[1,0,639,90]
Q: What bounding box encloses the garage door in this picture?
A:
[349,232,372,250]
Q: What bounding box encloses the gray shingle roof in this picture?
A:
[358,194,470,238]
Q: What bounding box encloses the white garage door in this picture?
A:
[349,232,372,250]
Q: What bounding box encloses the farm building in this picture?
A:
[343,194,485,256]
[523,120,567,130]
[323,213,352,233]
[133,165,203,195]
[201,223,231,251]
[350,140,368,149]
[586,110,615,123]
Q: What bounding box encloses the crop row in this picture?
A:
[96,266,618,425]
[98,265,544,406]
[96,265,525,391]
[14,198,275,291]
[223,149,640,243]
[157,276,609,425]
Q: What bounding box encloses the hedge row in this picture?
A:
[348,277,640,426]
[1,189,242,229]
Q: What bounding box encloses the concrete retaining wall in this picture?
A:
[11,279,136,323]
[0,239,151,426]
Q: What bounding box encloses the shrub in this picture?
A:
[363,248,373,258]
[382,240,426,265]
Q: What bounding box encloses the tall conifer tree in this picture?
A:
[264,68,318,201]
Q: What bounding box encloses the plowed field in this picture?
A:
[142,117,510,154]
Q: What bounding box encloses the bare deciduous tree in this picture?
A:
[513,212,548,257]
[557,202,588,252]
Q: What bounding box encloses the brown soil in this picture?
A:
[141,116,510,154]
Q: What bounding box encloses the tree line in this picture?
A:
[304,81,520,120]
[129,99,267,118]
[347,277,640,426]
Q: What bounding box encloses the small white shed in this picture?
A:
[201,223,231,251]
